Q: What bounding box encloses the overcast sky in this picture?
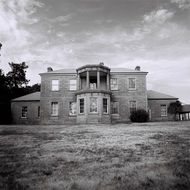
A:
[0,0,190,103]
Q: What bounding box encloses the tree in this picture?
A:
[6,62,30,88]
[168,101,182,120]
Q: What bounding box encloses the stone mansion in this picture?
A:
[11,63,180,124]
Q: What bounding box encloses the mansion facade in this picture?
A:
[11,64,179,124]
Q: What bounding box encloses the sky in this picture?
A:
[0,0,190,103]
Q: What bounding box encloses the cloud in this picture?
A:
[171,0,190,9]
[143,8,174,24]
[51,14,73,23]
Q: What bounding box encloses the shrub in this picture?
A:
[130,109,149,122]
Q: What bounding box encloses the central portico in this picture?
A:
[75,63,111,123]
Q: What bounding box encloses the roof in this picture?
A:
[40,66,147,75]
[181,105,190,113]
[12,92,40,102]
[147,90,178,100]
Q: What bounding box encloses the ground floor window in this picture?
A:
[130,101,136,113]
[21,106,27,118]
[90,97,98,113]
[51,102,59,116]
[69,102,76,115]
[112,102,119,114]
[79,98,84,114]
[161,104,167,116]
[103,98,108,114]
[38,106,40,117]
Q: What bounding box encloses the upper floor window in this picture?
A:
[69,102,76,116]
[51,102,59,116]
[79,98,84,114]
[52,80,59,91]
[21,106,27,118]
[129,78,136,89]
[161,105,167,116]
[110,78,118,90]
[90,97,98,113]
[129,101,136,113]
[70,80,77,90]
[112,102,119,114]
[103,98,108,114]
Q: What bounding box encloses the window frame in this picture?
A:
[51,102,59,116]
[79,98,85,114]
[103,98,108,114]
[128,78,136,90]
[110,78,118,90]
[51,80,59,91]
[21,106,27,118]
[161,104,167,117]
[69,102,77,116]
[69,79,77,91]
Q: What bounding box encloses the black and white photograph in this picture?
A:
[0,0,190,189]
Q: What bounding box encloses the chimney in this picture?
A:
[99,62,104,66]
[135,66,140,71]
[47,67,53,72]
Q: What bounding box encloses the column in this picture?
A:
[106,73,110,90]
[97,70,100,89]
[77,74,81,90]
[86,70,89,89]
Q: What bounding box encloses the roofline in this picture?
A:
[148,98,178,100]
[111,71,148,75]
[39,72,76,76]
[11,100,40,102]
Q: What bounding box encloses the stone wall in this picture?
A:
[111,73,147,122]
[148,99,176,121]
[11,101,40,124]
[40,73,77,124]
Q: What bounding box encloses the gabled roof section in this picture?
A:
[147,90,178,100]
[12,92,40,102]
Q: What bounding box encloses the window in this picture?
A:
[70,80,77,90]
[112,102,119,114]
[51,102,59,116]
[79,99,84,114]
[103,98,108,114]
[21,106,27,118]
[90,97,98,113]
[69,102,76,115]
[129,78,136,89]
[37,106,40,118]
[52,80,59,91]
[130,101,136,113]
[161,105,167,116]
[110,78,118,90]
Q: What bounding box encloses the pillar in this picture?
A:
[77,74,80,90]
[86,70,89,89]
[106,73,110,90]
[97,70,100,89]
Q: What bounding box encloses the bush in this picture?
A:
[130,109,149,122]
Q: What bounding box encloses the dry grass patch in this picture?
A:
[0,122,190,189]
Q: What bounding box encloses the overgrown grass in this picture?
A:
[0,122,190,190]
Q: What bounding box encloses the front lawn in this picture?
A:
[0,121,190,190]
